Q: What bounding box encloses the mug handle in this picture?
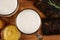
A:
[35,32,43,40]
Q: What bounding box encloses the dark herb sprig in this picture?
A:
[48,0,60,9]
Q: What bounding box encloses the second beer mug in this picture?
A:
[0,0,19,17]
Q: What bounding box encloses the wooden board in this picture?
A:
[0,0,60,40]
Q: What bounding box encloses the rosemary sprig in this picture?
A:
[48,0,60,9]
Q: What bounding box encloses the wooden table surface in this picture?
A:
[1,0,60,40]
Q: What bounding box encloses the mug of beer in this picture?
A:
[0,0,19,17]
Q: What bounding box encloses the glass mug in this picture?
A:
[16,9,43,40]
[0,0,19,17]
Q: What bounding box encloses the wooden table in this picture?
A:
[1,0,60,40]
